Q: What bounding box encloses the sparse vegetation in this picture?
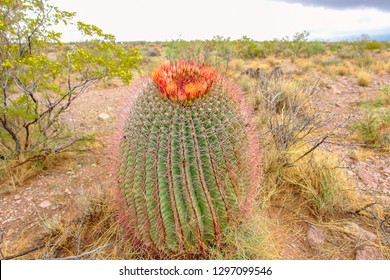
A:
[1,27,390,261]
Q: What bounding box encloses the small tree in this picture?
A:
[212,35,232,71]
[288,30,310,57]
[0,0,141,161]
[234,36,262,59]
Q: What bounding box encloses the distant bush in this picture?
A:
[212,35,233,70]
[305,41,326,56]
[164,39,215,64]
[288,31,310,57]
[234,36,263,59]
[329,42,344,52]
[356,53,373,69]
[262,39,289,57]
[366,41,382,50]
[336,45,356,59]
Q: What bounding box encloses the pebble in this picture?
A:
[39,200,52,208]
[344,222,377,241]
[307,225,326,247]
[355,246,384,260]
[98,113,110,120]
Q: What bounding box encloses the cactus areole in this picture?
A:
[116,59,260,256]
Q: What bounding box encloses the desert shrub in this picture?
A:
[287,31,310,57]
[0,0,140,164]
[329,42,344,52]
[353,34,370,57]
[234,36,263,59]
[366,41,382,50]
[252,67,341,165]
[355,53,373,69]
[380,85,390,98]
[262,39,289,57]
[211,35,233,71]
[337,46,356,59]
[359,86,389,109]
[164,39,215,64]
[305,41,326,56]
[353,110,390,150]
[252,69,354,220]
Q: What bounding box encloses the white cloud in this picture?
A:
[51,0,390,41]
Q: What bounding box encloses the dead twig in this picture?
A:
[46,243,114,260]
[350,202,390,244]
[2,244,47,260]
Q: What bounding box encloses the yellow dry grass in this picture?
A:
[357,71,372,87]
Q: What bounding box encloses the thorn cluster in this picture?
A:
[151,58,215,103]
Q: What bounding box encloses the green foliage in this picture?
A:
[354,112,380,146]
[116,78,256,255]
[234,36,262,59]
[163,36,237,70]
[353,111,390,149]
[287,31,310,57]
[353,34,370,57]
[355,86,390,150]
[164,39,215,64]
[305,40,326,56]
[0,0,141,160]
[262,39,288,57]
[211,35,233,70]
[366,41,381,50]
[380,84,390,96]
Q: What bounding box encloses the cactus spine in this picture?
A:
[116,59,258,255]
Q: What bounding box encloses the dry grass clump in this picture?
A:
[208,209,278,259]
[334,64,350,76]
[357,71,372,87]
[1,186,277,260]
[263,146,354,217]
[260,133,389,259]
[372,61,388,76]
[248,70,389,259]
[0,152,79,195]
[265,56,279,68]
[0,190,133,260]
[385,61,390,73]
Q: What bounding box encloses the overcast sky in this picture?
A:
[52,0,390,42]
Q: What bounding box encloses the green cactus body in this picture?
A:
[116,60,258,255]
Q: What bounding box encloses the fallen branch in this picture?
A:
[2,244,46,260]
[46,243,114,260]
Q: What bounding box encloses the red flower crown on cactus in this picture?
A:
[151,58,215,103]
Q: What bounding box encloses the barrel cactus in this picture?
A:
[116,58,260,256]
